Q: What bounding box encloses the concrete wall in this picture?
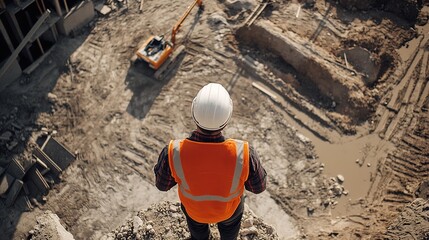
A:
[57,0,94,36]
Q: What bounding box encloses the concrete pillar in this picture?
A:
[62,0,69,13]
[8,13,33,62]
[8,13,24,40]
[0,20,14,53]
[52,0,62,17]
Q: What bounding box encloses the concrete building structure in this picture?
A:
[0,0,95,92]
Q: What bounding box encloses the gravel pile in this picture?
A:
[105,201,278,240]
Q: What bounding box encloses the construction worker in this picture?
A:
[154,83,267,240]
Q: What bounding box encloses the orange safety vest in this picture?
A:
[168,139,250,223]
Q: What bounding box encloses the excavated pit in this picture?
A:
[235,20,379,123]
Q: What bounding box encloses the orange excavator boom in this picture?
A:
[171,0,203,46]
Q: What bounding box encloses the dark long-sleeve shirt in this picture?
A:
[154,130,267,194]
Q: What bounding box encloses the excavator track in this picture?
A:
[154,45,186,80]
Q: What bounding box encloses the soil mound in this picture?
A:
[105,201,278,240]
[28,211,74,240]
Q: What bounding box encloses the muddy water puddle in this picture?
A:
[311,133,394,216]
[265,84,394,216]
[293,120,393,216]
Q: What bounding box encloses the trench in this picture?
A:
[234,20,397,216]
[235,20,375,122]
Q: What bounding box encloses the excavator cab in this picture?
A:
[136,35,173,70]
[144,36,164,55]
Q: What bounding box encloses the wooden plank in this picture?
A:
[33,147,62,176]
[27,167,49,195]
[252,81,279,103]
[23,195,33,211]
[139,0,144,12]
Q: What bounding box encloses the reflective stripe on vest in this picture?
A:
[171,139,245,202]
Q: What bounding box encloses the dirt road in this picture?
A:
[0,0,428,239]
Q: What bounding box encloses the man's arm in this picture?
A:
[154,145,177,191]
[245,145,267,194]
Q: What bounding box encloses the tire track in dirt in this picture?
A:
[369,29,429,216]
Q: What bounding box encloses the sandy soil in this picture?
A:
[0,0,428,239]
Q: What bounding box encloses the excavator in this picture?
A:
[133,0,203,79]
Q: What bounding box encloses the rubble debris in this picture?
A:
[331,183,343,196]
[28,210,75,240]
[6,140,19,150]
[6,157,26,179]
[381,198,429,239]
[106,201,278,240]
[0,131,13,141]
[0,131,76,207]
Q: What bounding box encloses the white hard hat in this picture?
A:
[191,83,233,131]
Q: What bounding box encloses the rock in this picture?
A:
[336,174,345,183]
[47,93,58,103]
[307,206,315,216]
[343,190,349,196]
[225,0,257,12]
[108,201,278,239]
[367,163,371,167]
[241,226,258,236]
[242,217,254,228]
[145,224,153,232]
[169,205,178,212]
[132,216,143,234]
[0,131,13,141]
[208,13,228,28]
[331,183,343,196]
[6,140,18,150]
[30,211,75,239]
[296,133,310,143]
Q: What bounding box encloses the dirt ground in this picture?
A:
[0,0,429,239]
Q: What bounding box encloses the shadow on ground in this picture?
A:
[0,28,92,240]
[125,53,186,120]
